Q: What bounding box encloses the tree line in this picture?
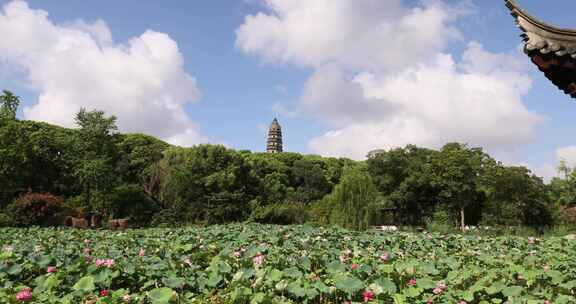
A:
[1,90,575,230]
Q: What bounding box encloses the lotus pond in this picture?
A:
[0,224,575,303]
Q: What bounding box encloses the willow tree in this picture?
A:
[324,165,380,230]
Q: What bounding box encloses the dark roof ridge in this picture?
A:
[506,0,576,36]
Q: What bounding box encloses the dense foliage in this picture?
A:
[312,166,380,231]
[1,90,575,229]
[7,193,68,227]
[1,225,575,303]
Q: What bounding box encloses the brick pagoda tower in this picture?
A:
[266,118,283,153]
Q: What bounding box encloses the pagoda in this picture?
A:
[266,118,283,153]
[505,0,576,98]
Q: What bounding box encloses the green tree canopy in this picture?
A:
[0,90,20,121]
[73,109,120,216]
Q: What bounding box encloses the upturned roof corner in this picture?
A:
[505,0,576,57]
[505,0,576,98]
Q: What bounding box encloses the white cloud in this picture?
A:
[236,0,470,71]
[557,146,576,169]
[308,42,540,159]
[237,0,541,160]
[272,102,300,119]
[301,64,400,127]
[0,0,207,146]
[526,146,576,182]
[530,163,557,183]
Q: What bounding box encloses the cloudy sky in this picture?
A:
[1,0,576,180]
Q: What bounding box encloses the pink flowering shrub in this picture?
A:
[9,193,67,227]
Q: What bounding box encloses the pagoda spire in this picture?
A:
[266,118,283,153]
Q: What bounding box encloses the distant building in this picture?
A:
[266,118,283,153]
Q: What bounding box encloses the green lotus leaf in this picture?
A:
[149,287,175,304]
[287,280,306,298]
[73,276,95,293]
[334,275,363,294]
[502,286,523,297]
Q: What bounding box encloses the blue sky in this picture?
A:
[1,0,576,179]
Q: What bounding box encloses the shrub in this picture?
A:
[0,212,13,227]
[109,184,161,227]
[558,206,576,226]
[8,193,67,226]
[308,199,332,225]
[150,203,195,227]
[250,202,308,225]
[425,210,455,233]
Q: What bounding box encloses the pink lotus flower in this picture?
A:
[426,299,433,304]
[123,294,132,302]
[433,287,443,295]
[351,264,360,270]
[16,288,33,302]
[139,248,146,257]
[362,290,375,302]
[253,253,265,267]
[83,248,92,255]
[379,252,389,262]
[84,255,93,262]
[543,265,550,272]
[544,301,551,304]
[436,281,447,290]
[233,251,242,258]
[84,239,91,245]
[96,259,115,268]
[47,266,57,273]
[99,290,110,297]
[339,255,348,263]
[408,279,417,286]
[459,301,468,304]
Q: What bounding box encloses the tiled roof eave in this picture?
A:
[505,0,576,57]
